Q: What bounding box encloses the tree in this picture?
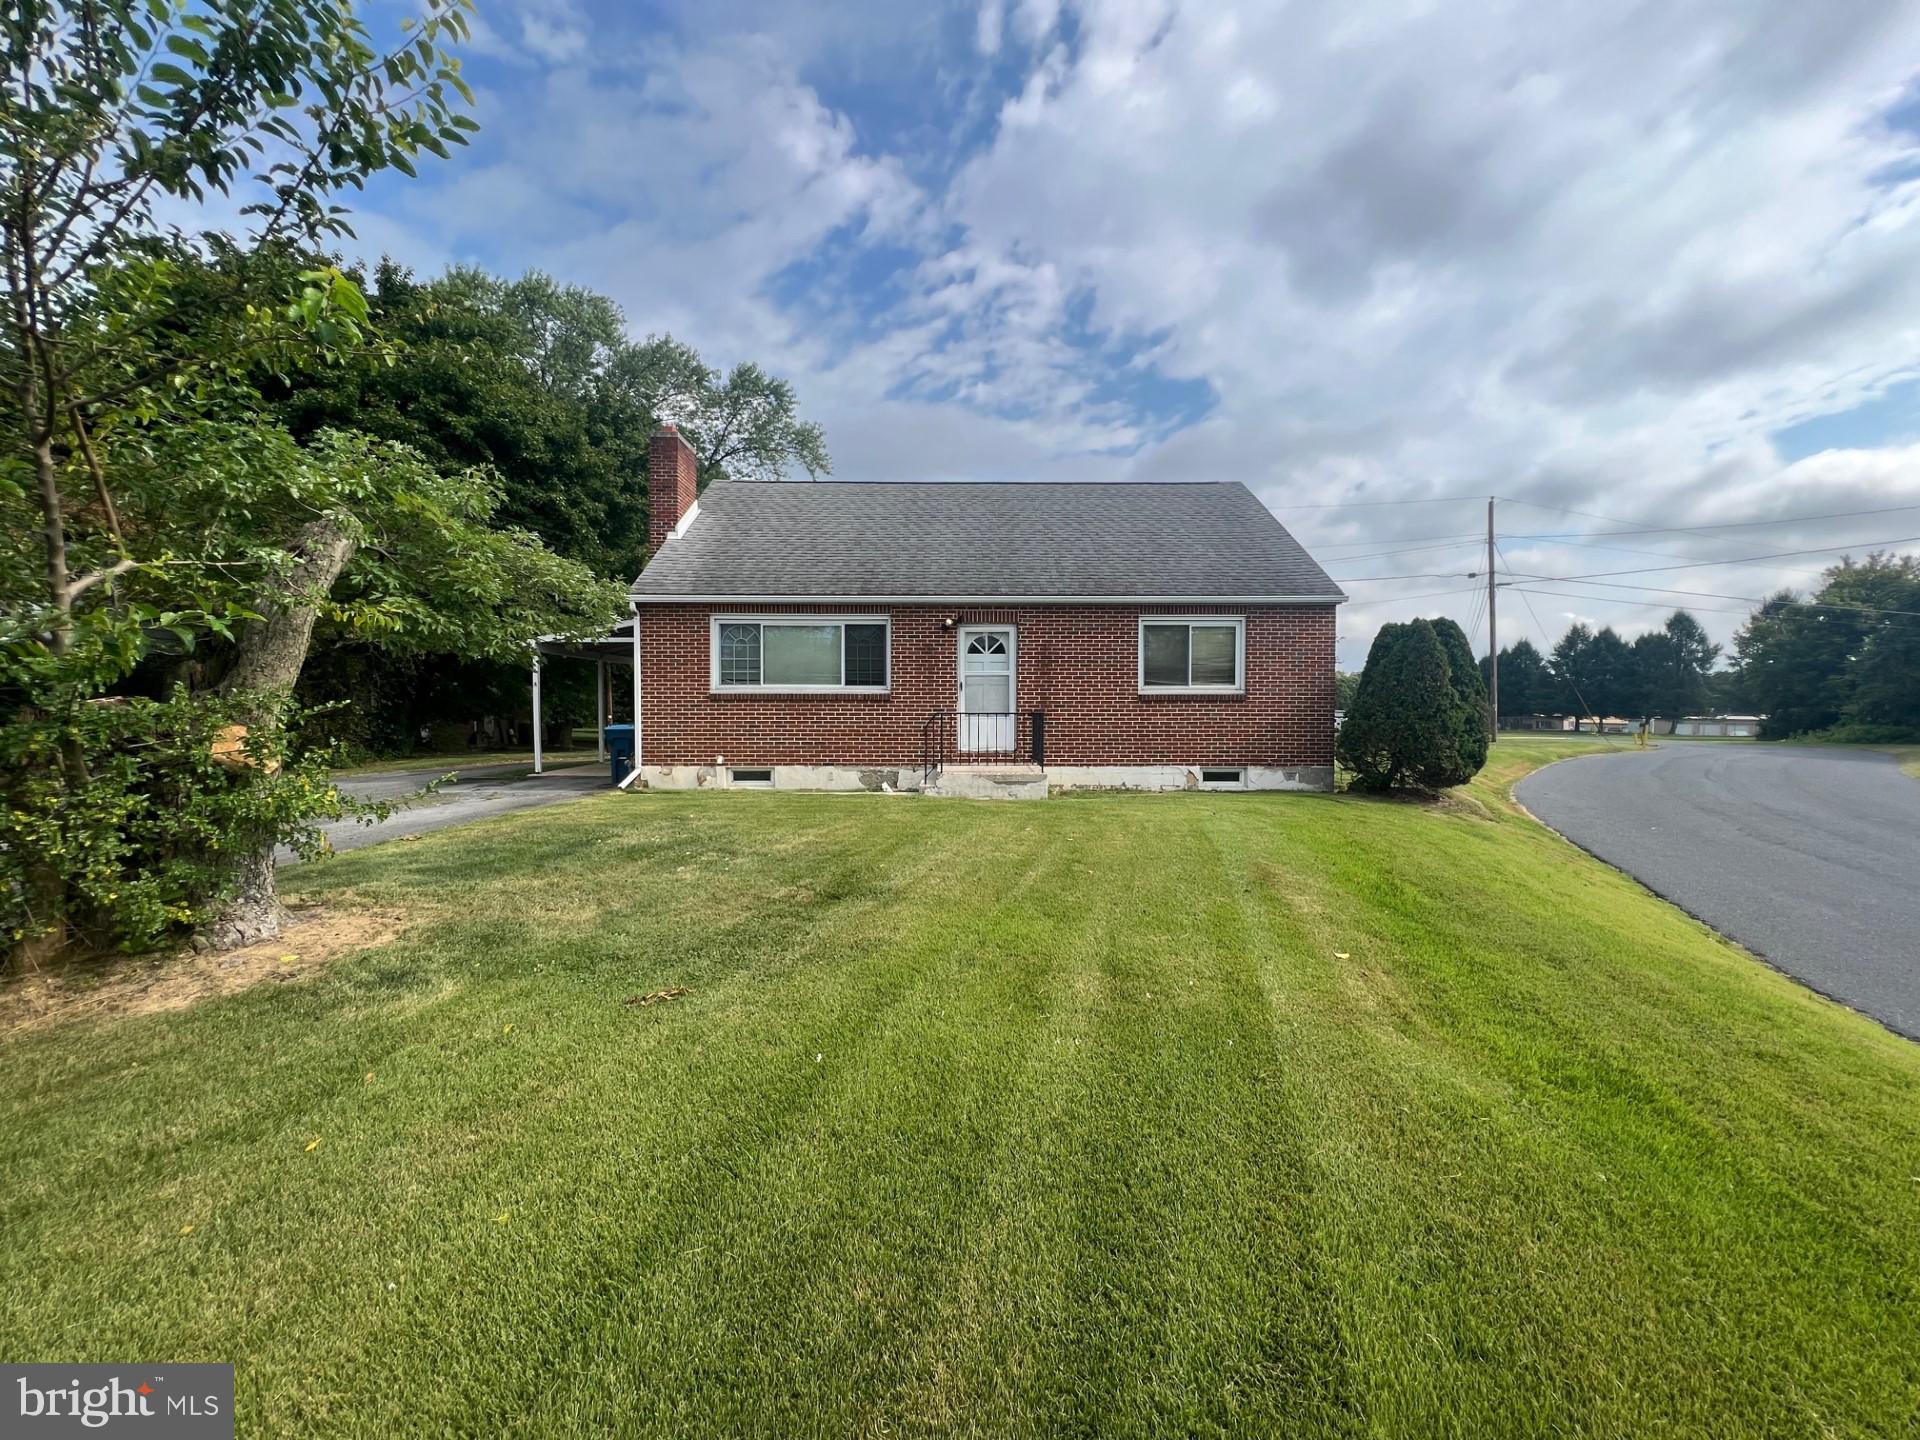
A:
[1338,619,1488,792]
[1584,627,1633,720]
[1628,610,1718,720]
[1335,670,1361,711]
[269,265,831,583]
[1489,638,1551,719]
[1550,623,1596,726]
[0,3,637,958]
[4,0,477,674]
[1627,629,1678,720]
[263,261,832,753]
[1731,555,1920,739]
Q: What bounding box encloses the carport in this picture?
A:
[531,614,640,778]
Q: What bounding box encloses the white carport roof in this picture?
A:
[534,618,634,663]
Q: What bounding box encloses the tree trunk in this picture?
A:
[202,518,357,949]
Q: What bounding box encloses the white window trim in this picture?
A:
[710,613,891,694]
[1138,615,1246,695]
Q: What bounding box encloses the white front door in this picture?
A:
[957,626,1016,753]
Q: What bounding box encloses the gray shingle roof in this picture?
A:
[631,481,1345,602]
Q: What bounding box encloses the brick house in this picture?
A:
[595,427,1343,795]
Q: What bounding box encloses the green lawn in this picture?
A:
[4,738,1918,1436]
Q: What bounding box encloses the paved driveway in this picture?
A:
[280,761,609,863]
[1516,744,1920,1038]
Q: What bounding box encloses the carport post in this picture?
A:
[595,658,606,761]
[531,650,543,775]
[631,607,643,773]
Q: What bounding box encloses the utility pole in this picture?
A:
[1486,496,1499,744]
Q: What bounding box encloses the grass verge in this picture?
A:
[2,736,1915,1437]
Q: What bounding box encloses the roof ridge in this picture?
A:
[708,478,1246,488]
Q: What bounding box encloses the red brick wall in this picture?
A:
[635,603,1336,769]
[647,429,699,554]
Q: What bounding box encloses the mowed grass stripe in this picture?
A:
[2,740,1918,1436]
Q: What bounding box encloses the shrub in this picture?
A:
[1421,617,1490,787]
[1338,618,1490,792]
[1,690,359,954]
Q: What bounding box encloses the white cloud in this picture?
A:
[915,0,1920,661]
[975,0,1004,57]
[348,0,1920,664]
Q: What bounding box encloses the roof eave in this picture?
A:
[628,591,1347,605]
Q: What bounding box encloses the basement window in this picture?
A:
[712,615,890,692]
[1199,768,1246,788]
[729,767,774,787]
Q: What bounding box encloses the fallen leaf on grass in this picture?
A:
[278,954,299,964]
[624,987,690,1007]
[179,1224,194,1236]
[502,1023,514,1035]
[1334,952,1351,960]
[303,1137,321,1153]
[494,1211,511,1224]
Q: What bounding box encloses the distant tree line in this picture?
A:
[1481,610,1719,730]
[1465,553,1920,740]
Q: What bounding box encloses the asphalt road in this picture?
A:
[279,760,609,863]
[1517,743,1920,1038]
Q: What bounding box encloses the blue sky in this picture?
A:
[292,0,1920,665]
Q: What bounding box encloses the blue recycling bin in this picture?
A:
[603,724,635,785]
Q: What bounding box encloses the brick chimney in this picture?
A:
[648,425,699,554]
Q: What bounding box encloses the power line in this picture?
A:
[1341,583,1484,604]
[1507,531,1920,584]
[1310,529,1482,550]
[1497,499,1920,540]
[1268,494,1484,510]
[1324,538,1486,566]
[1337,572,1483,583]
[1508,586,1754,617]
[1465,582,1488,650]
[1496,531,1835,578]
[1496,540,1601,720]
[1505,577,1920,620]
[1342,526,1920,586]
[1495,495,1642,528]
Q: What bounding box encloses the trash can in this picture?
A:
[604,724,635,785]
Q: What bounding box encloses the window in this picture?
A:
[1200,768,1245,786]
[711,616,890,691]
[729,767,774,786]
[1139,617,1245,693]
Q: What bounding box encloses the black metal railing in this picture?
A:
[921,709,1046,783]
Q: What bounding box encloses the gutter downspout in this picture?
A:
[618,598,644,790]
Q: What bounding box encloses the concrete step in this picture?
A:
[924,765,1049,800]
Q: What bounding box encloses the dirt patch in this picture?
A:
[0,906,403,1035]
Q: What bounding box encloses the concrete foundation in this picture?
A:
[1044,764,1334,793]
[636,764,924,792]
[631,762,1333,796]
[924,766,1049,800]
